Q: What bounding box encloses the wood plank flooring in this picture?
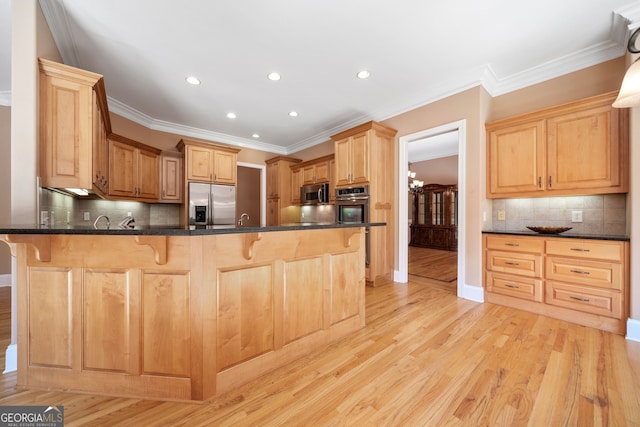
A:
[408,246,457,282]
[0,277,639,426]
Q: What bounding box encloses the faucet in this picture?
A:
[118,215,135,229]
[237,212,250,226]
[93,215,110,229]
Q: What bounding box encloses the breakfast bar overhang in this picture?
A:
[0,223,374,401]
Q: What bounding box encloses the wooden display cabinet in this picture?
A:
[410,184,458,251]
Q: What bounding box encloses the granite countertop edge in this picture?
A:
[482,229,629,242]
[0,222,385,236]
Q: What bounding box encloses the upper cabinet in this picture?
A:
[299,155,332,185]
[177,139,240,185]
[108,134,161,201]
[486,92,629,198]
[39,58,111,191]
[333,130,369,187]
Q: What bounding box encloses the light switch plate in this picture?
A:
[83,211,90,221]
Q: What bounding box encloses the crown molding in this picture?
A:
[0,91,10,106]
[107,97,289,155]
[38,0,82,67]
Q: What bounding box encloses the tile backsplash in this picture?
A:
[491,194,627,236]
[39,188,181,227]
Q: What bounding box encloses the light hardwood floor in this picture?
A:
[408,246,457,283]
[0,277,639,425]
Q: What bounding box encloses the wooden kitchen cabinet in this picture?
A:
[265,156,302,225]
[483,233,629,334]
[108,134,161,201]
[334,130,369,187]
[299,156,332,185]
[486,91,628,198]
[332,121,398,286]
[177,139,240,185]
[39,58,112,192]
[160,151,183,202]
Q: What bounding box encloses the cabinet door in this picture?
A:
[213,150,237,184]
[267,162,279,198]
[40,73,93,189]
[334,137,352,186]
[315,161,330,183]
[291,169,301,204]
[350,131,370,184]
[488,121,545,196]
[547,105,622,191]
[302,165,316,185]
[186,145,214,182]
[109,140,137,198]
[266,198,280,226]
[161,155,182,202]
[138,149,159,200]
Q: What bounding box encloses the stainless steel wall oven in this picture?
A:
[335,185,370,265]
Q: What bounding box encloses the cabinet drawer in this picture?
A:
[546,257,622,290]
[485,235,544,254]
[545,281,622,319]
[545,239,623,262]
[486,250,542,278]
[486,272,542,302]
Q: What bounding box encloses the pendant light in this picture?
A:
[613,27,640,108]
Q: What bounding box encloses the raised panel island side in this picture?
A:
[0,223,376,401]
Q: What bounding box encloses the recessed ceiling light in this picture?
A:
[356,70,371,79]
[186,76,201,85]
[289,111,298,117]
[252,133,260,138]
[267,72,281,81]
[226,112,237,119]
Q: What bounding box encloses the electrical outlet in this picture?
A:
[40,211,49,225]
[571,210,583,223]
[497,210,506,221]
[83,211,90,221]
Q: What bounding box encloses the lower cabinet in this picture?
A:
[483,233,629,334]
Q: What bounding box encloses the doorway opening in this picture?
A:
[397,120,466,298]
[237,162,266,226]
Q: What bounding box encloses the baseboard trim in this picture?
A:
[0,274,11,287]
[462,284,484,303]
[627,318,640,342]
[3,344,16,373]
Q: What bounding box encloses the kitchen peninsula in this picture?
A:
[0,222,375,401]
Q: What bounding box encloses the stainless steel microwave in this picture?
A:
[300,183,329,205]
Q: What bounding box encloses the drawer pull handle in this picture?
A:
[569,296,590,302]
[505,284,520,289]
[570,269,590,275]
[570,248,591,252]
[505,243,520,247]
[505,262,520,266]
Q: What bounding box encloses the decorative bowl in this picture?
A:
[526,226,572,234]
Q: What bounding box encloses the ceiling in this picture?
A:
[1,0,639,155]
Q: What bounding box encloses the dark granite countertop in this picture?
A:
[482,229,629,242]
[0,222,384,236]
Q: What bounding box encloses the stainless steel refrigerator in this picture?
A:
[188,182,236,226]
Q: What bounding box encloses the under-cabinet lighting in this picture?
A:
[65,188,89,196]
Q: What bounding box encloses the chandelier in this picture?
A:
[408,166,424,193]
